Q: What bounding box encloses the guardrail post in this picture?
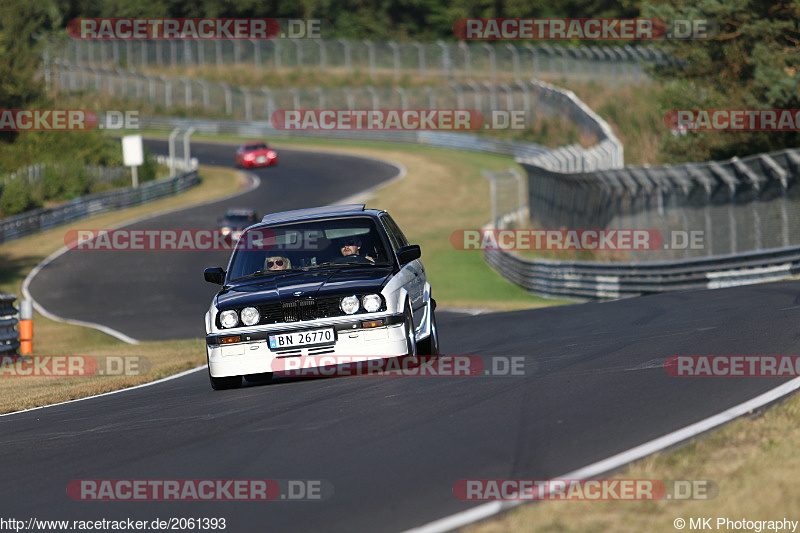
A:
[414,43,425,78]
[273,40,281,70]
[458,41,471,79]
[183,128,196,171]
[482,44,496,80]
[388,41,400,79]
[317,40,327,70]
[168,128,180,178]
[483,170,498,228]
[364,40,376,79]
[437,40,451,79]
[338,39,351,72]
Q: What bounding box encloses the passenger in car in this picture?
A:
[265,256,291,270]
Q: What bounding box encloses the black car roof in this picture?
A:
[257,204,384,226]
[224,208,257,217]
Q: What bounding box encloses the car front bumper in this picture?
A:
[206,315,407,378]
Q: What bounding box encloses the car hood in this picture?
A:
[216,266,394,309]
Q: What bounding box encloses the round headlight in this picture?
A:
[240,307,260,326]
[219,310,239,328]
[362,294,382,313]
[340,295,360,315]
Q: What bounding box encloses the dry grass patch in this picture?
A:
[466,392,800,532]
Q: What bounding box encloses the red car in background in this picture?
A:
[235,141,278,168]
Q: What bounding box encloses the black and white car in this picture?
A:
[203,204,439,390]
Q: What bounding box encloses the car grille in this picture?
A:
[257,297,345,324]
[282,299,317,322]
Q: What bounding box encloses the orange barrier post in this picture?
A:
[19,300,33,355]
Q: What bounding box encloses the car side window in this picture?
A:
[381,215,409,250]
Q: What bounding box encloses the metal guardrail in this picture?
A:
[0,169,200,245]
[0,294,19,356]
[484,240,800,300]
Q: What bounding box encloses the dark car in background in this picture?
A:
[218,208,259,243]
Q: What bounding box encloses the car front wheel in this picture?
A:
[402,298,418,365]
[417,305,439,356]
[209,370,242,390]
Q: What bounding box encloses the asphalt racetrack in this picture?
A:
[7,140,800,532]
[28,140,400,341]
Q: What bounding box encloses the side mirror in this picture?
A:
[204,267,226,285]
[396,244,421,265]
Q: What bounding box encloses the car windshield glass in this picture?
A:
[223,215,255,224]
[244,143,268,150]
[227,217,392,280]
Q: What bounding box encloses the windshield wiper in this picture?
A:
[305,262,392,270]
[234,268,301,280]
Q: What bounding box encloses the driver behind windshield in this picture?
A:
[264,255,291,271]
[339,237,374,263]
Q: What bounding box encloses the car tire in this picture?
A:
[245,372,273,383]
[417,303,439,356]
[402,298,418,367]
[209,370,242,390]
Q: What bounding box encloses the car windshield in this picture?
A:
[227,217,393,280]
[244,143,268,151]
[223,214,256,224]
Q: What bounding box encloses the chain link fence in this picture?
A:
[519,148,800,262]
[60,39,677,86]
[53,62,624,172]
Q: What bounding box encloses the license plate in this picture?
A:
[256,155,267,163]
[269,328,334,349]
